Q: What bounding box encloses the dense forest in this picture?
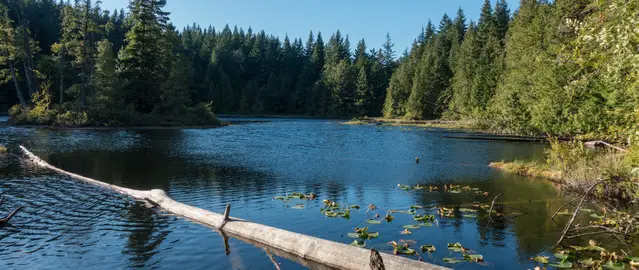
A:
[0,0,397,126]
[385,0,639,140]
[1,0,638,137]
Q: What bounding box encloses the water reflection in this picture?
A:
[0,120,567,269]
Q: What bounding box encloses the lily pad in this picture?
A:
[443,258,462,264]
[549,261,572,269]
[590,214,605,219]
[291,204,305,209]
[459,208,478,213]
[385,214,394,222]
[410,205,424,209]
[349,240,366,248]
[274,196,287,200]
[421,245,436,253]
[398,209,417,215]
[350,205,360,209]
[554,253,569,260]
[419,222,433,227]
[366,219,382,225]
[403,224,420,229]
[447,243,464,252]
[557,210,572,216]
[532,256,549,264]
[325,212,338,217]
[413,214,434,222]
[602,261,625,270]
[448,190,462,194]
[396,248,415,255]
[463,214,477,218]
[465,254,484,262]
[580,208,594,212]
[578,258,595,267]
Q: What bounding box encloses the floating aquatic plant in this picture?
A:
[349,240,366,248]
[413,214,434,222]
[385,214,394,222]
[402,224,420,229]
[447,243,465,253]
[443,258,462,264]
[400,229,412,235]
[390,241,415,255]
[347,227,379,239]
[421,245,436,253]
[366,219,382,225]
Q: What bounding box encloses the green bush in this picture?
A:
[54,111,89,126]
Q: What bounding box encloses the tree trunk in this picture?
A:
[59,45,65,104]
[10,61,27,108]
[20,18,38,95]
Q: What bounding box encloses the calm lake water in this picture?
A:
[0,118,583,269]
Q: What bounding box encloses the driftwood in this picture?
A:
[555,179,606,245]
[584,141,628,152]
[370,249,385,270]
[20,146,446,270]
[488,193,503,222]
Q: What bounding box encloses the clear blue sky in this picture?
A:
[102,0,519,53]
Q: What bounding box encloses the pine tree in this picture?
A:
[92,39,117,105]
[355,65,370,116]
[117,0,170,113]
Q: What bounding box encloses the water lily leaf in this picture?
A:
[590,214,605,219]
[366,219,382,225]
[421,245,436,253]
[419,222,433,227]
[557,210,572,216]
[448,190,462,194]
[274,196,287,200]
[403,224,420,229]
[349,240,366,248]
[398,209,417,215]
[466,254,483,262]
[413,185,425,190]
[580,208,594,212]
[448,247,464,252]
[368,232,379,238]
[459,208,478,213]
[385,214,394,222]
[291,204,305,209]
[569,245,586,251]
[463,214,477,218]
[532,256,549,264]
[350,205,360,209]
[549,261,572,269]
[443,258,462,264]
[396,248,415,255]
[471,188,480,191]
[410,205,424,209]
[325,212,338,217]
[400,229,412,235]
[554,253,569,260]
[414,215,434,222]
[602,261,625,270]
[578,258,595,267]
[347,233,360,238]
[588,246,606,252]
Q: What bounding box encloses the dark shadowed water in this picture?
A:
[0,118,580,269]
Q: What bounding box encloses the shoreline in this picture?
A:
[1,124,227,130]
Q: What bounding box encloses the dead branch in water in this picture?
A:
[584,141,628,152]
[0,206,24,225]
[556,179,606,245]
[488,193,503,222]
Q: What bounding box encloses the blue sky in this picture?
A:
[102,0,519,53]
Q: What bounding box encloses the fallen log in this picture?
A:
[20,146,446,270]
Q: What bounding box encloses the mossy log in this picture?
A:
[20,146,447,270]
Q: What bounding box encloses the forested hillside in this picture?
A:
[384,0,639,140]
[0,0,397,126]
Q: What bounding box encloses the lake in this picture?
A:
[0,118,577,269]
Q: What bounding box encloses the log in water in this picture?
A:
[20,146,446,270]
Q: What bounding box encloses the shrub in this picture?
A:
[54,111,89,126]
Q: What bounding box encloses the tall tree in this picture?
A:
[117,0,170,113]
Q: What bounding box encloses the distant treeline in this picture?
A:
[1,0,637,135]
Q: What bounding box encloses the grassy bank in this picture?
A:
[491,141,639,204]
[342,117,483,130]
